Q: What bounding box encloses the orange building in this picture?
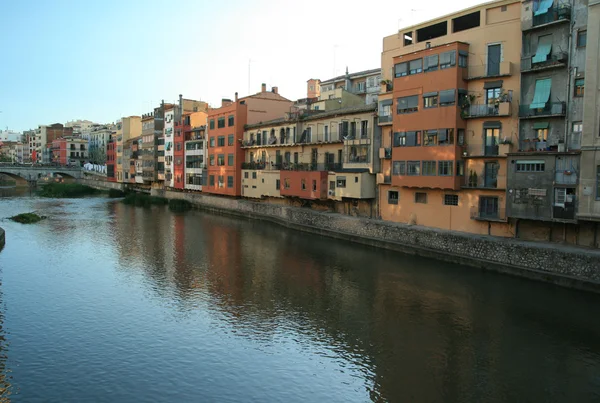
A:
[378,0,521,236]
[204,84,293,197]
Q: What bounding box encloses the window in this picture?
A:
[218,175,224,188]
[209,120,215,130]
[439,89,456,106]
[228,115,234,127]
[438,129,454,145]
[210,137,215,147]
[404,31,413,46]
[573,122,583,134]
[456,160,465,176]
[535,128,548,141]
[424,54,438,72]
[228,154,234,166]
[439,50,456,69]
[337,177,347,188]
[301,179,306,190]
[577,30,587,47]
[355,176,359,183]
[209,175,215,186]
[395,131,419,147]
[357,82,366,92]
[228,134,234,146]
[217,118,225,128]
[409,59,423,75]
[312,180,317,191]
[397,95,419,114]
[597,166,600,200]
[516,160,545,172]
[424,130,437,146]
[438,161,453,176]
[415,192,428,204]
[218,136,225,146]
[284,178,290,189]
[388,191,399,205]
[217,154,225,166]
[574,78,584,97]
[392,161,405,175]
[407,161,420,175]
[444,194,459,206]
[459,52,468,68]
[252,172,257,179]
[276,179,280,190]
[422,161,436,176]
[394,62,408,77]
[209,155,215,166]
[424,93,438,108]
[244,172,249,179]
[227,176,234,188]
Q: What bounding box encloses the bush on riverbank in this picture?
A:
[38,183,98,198]
[9,212,46,224]
[122,193,168,207]
[108,189,126,198]
[168,199,192,212]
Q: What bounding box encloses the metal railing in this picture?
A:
[463,173,500,189]
[464,62,512,79]
[470,206,506,221]
[532,4,571,27]
[521,52,568,72]
[463,103,510,118]
[280,162,342,172]
[518,102,566,118]
[378,115,393,124]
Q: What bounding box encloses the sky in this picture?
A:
[0,0,488,133]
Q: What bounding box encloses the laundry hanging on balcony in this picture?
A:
[532,35,552,63]
[530,78,552,109]
[534,0,554,15]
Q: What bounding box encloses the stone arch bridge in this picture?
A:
[0,165,83,185]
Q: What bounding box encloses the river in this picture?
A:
[1,192,600,402]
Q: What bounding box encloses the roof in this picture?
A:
[245,104,377,130]
[319,68,381,85]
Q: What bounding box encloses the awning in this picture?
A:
[439,89,456,104]
[534,0,554,16]
[530,78,552,109]
[459,50,469,57]
[532,35,552,63]
[483,121,502,129]
[484,80,503,89]
[533,122,549,129]
[394,62,407,77]
[379,99,393,107]
[423,91,438,97]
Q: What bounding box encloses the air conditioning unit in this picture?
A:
[328,190,335,196]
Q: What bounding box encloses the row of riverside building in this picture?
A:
[100,0,600,247]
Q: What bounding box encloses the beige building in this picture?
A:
[115,116,141,183]
[308,68,382,106]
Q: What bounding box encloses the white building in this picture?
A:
[164,106,176,188]
[184,125,206,191]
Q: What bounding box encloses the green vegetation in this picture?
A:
[9,212,46,224]
[38,183,98,198]
[108,189,126,198]
[122,193,168,207]
[168,199,192,212]
[0,180,17,187]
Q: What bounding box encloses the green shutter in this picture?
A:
[534,0,553,16]
[530,78,552,109]
[532,35,552,63]
[533,122,549,129]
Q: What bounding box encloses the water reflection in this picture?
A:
[1,197,600,402]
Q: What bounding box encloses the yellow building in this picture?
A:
[241,105,380,216]
[378,0,521,236]
[115,116,142,183]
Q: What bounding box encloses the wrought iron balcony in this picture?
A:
[470,206,507,221]
[378,115,393,125]
[464,62,512,80]
[521,52,568,72]
[518,102,566,118]
[532,4,571,28]
[462,102,511,118]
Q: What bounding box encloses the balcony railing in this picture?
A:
[568,132,581,151]
[462,102,511,118]
[378,115,393,124]
[554,168,578,185]
[521,52,568,72]
[464,62,512,80]
[519,102,566,118]
[519,139,550,152]
[279,162,342,172]
[470,206,507,221]
[532,4,571,27]
[463,172,501,189]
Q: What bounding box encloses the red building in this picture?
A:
[174,113,191,190]
[107,137,116,182]
[204,84,292,196]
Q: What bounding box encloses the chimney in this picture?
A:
[235,92,238,101]
[271,86,278,94]
[261,83,266,92]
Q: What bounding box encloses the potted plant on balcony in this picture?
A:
[499,138,512,155]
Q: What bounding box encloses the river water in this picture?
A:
[1,192,600,402]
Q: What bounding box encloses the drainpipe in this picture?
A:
[564,3,575,151]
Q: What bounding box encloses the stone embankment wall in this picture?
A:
[156,189,600,292]
[79,178,126,191]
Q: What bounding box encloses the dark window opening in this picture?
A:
[404,31,413,46]
[452,11,480,33]
[417,21,447,42]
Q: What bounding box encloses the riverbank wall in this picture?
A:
[79,179,600,292]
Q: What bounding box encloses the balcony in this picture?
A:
[376,173,392,185]
[519,139,550,152]
[521,52,567,73]
[462,171,504,189]
[462,102,511,119]
[464,62,512,80]
[379,147,391,159]
[531,4,571,29]
[470,206,507,222]
[378,115,393,125]
[281,162,342,172]
[519,102,566,118]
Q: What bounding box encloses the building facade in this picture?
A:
[115,116,141,183]
[309,68,382,106]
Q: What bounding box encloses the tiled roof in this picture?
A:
[319,68,381,85]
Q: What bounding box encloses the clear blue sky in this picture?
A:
[0,0,486,132]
